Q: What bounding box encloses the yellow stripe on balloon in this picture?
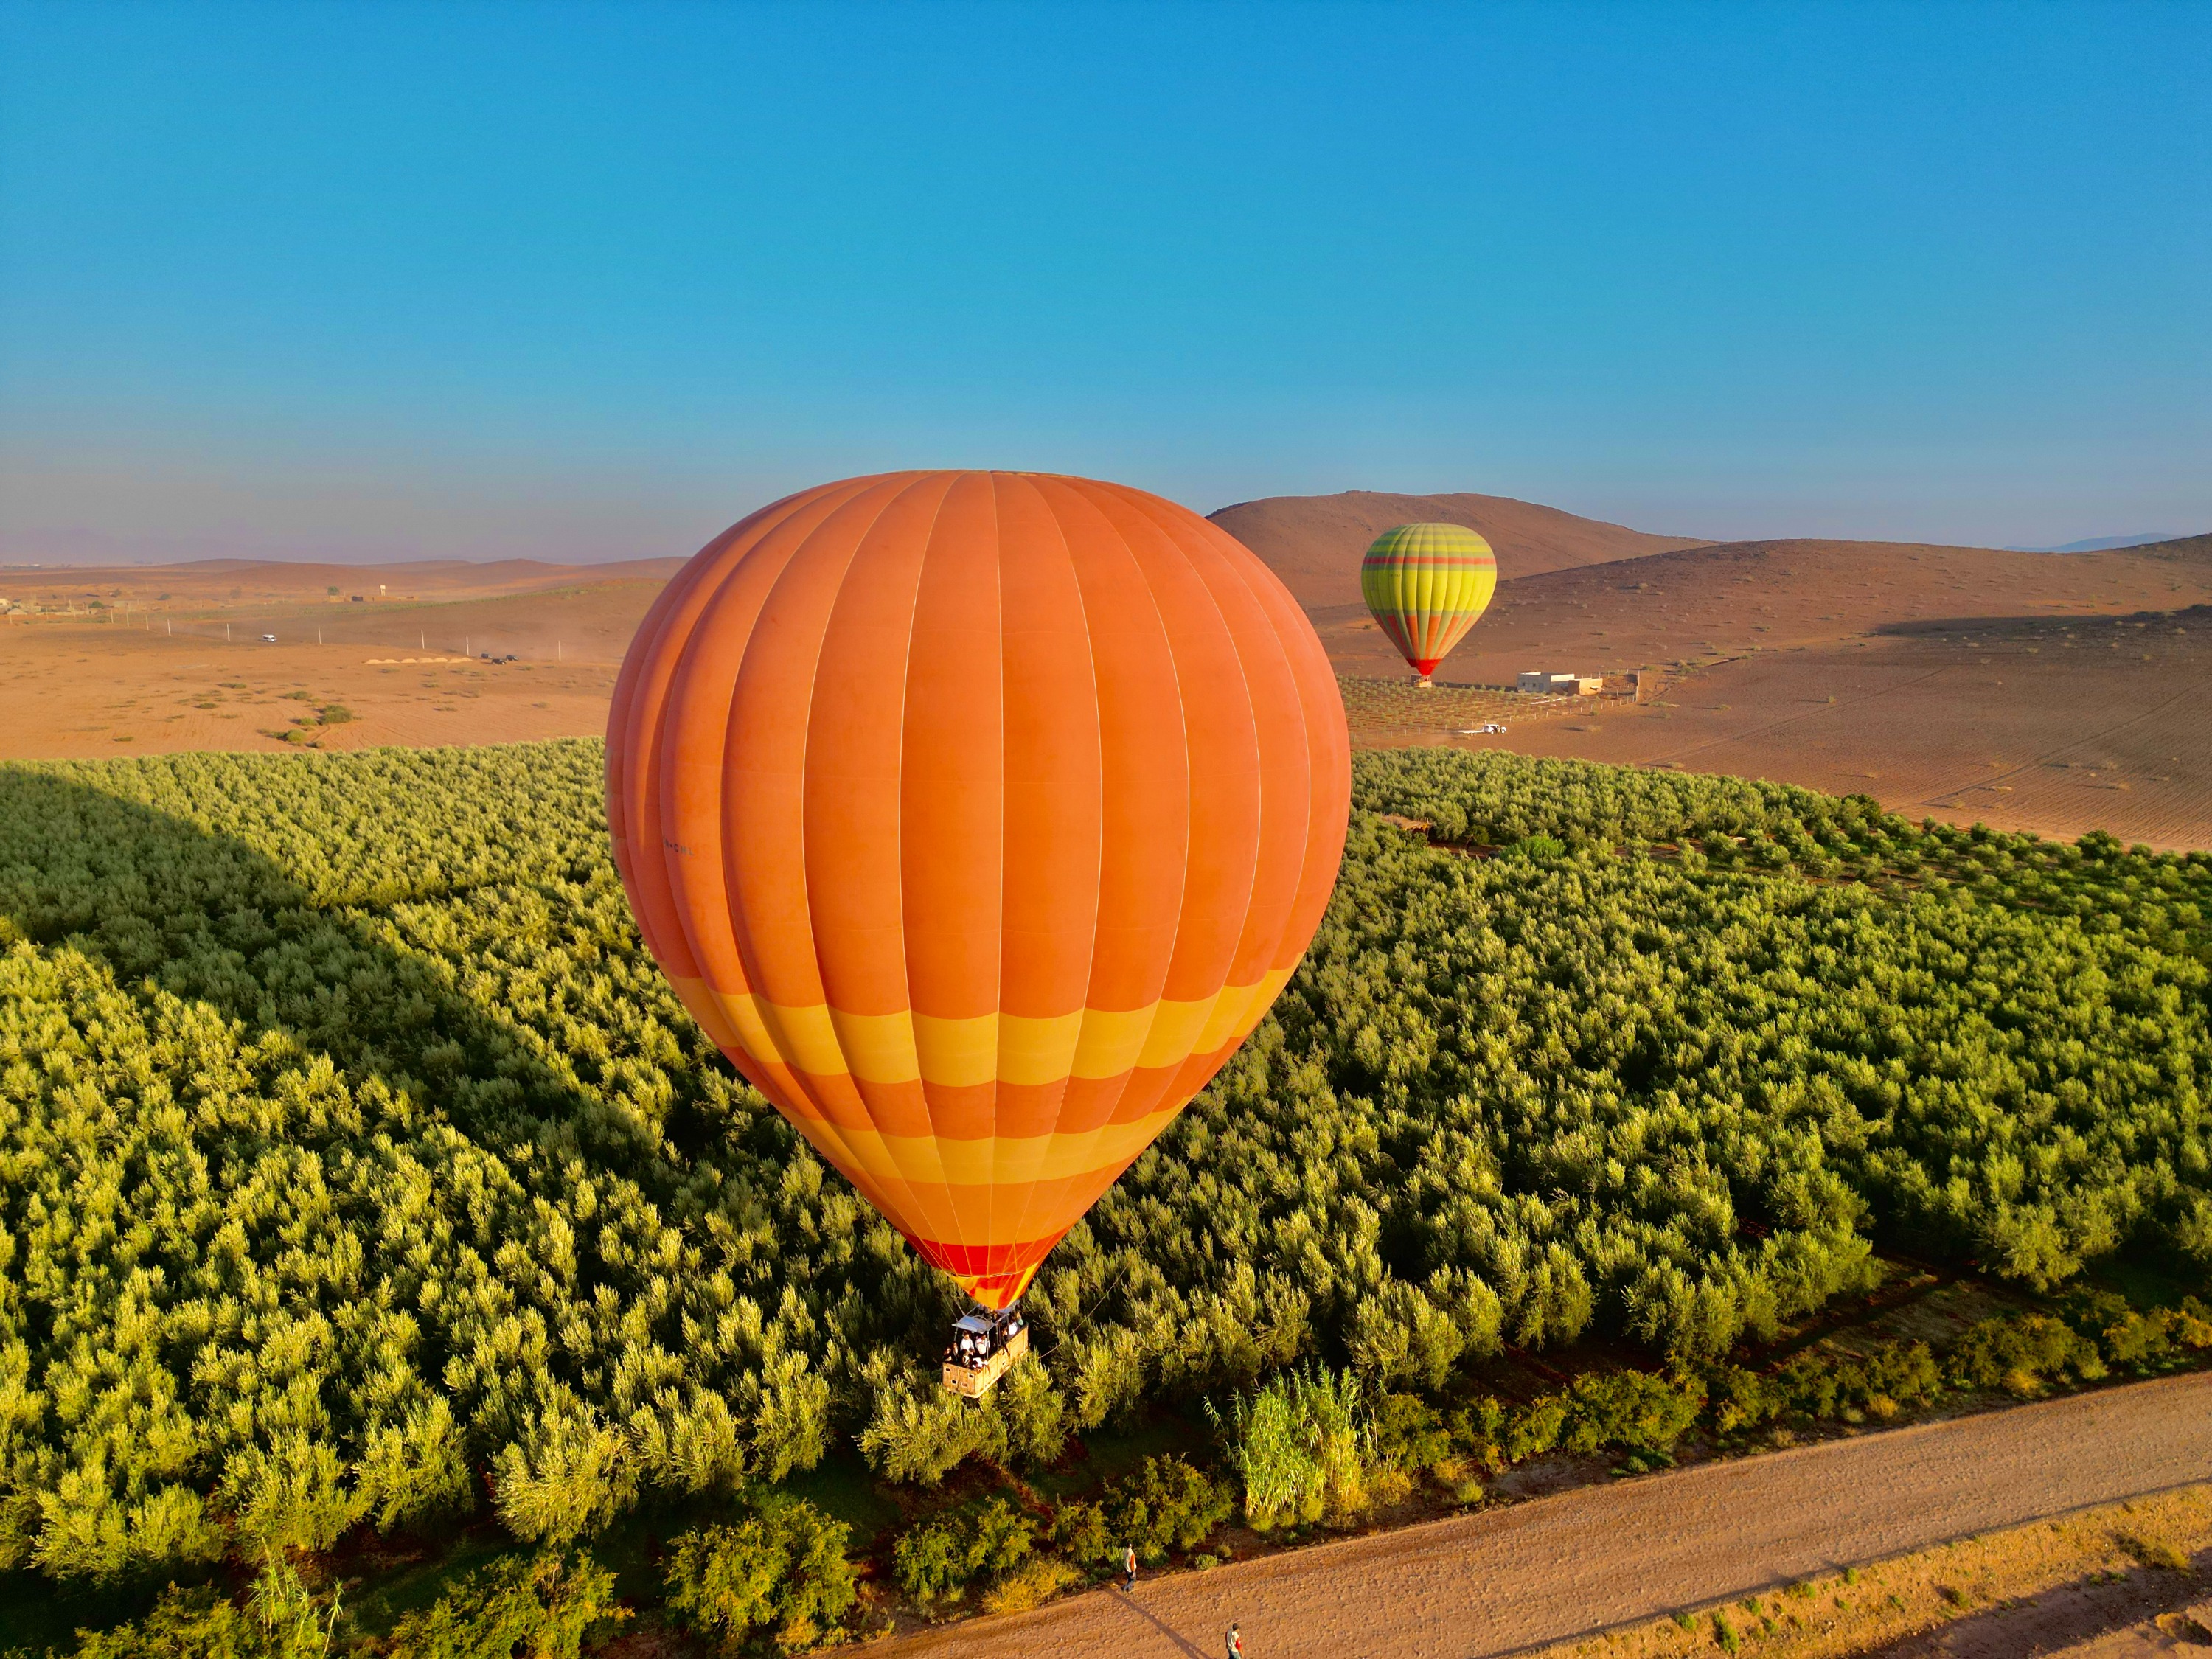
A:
[687,973,1293,1088]
[832,1111,1178,1192]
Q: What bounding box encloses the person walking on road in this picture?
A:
[1225,1620,1243,1658]
[1121,1543,1138,1591]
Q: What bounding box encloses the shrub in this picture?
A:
[979,1557,1082,1615]
[1100,1455,1233,1563]
[63,1582,257,1659]
[1503,1397,1568,1462]
[891,1498,1034,1606]
[388,1551,628,1659]
[891,1521,970,1607]
[1559,1371,1704,1457]
[1373,1394,1453,1475]
[1050,1498,1113,1572]
[665,1500,856,1652]
[1950,1315,2095,1394]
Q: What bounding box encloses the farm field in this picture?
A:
[1337,675,1585,736]
[1,741,2208,1653]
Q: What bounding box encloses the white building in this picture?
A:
[1519,671,1604,695]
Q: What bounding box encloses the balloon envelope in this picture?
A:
[607,471,1351,1308]
[1359,522,1498,678]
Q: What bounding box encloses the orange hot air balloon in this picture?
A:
[607,471,1351,1315]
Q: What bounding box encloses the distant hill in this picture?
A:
[2005,533,2185,553]
[2114,530,2212,565]
[1206,490,1709,613]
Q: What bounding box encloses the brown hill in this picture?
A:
[1206,490,1710,613]
[2114,530,2212,567]
[1319,535,2212,684]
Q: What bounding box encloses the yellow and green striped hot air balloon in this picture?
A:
[1359,522,1498,685]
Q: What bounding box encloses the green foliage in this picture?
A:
[1703,1338,1942,1433]
[385,1551,626,1658]
[1443,1371,1701,1474]
[1371,1394,1453,1475]
[56,1583,259,1659]
[50,1561,338,1659]
[664,1499,856,1653]
[891,1497,1032,1605]
[1091,1454,1232,1564]
[1,742,2205,1589]
[1558,1371,1705,1458]
[1211,1366,1372,1531]
[1048,1496,1111,1570]
[1947,1314,2099,1394]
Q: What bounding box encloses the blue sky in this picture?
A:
[1,1,2206,563]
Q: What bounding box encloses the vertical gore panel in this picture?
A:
[661,497,852,1000]
[1131,494,1312,997]
[1039,480,1188,1018]
[727,479,940,1018]
[900,471,1006,1262]
[1074,479,1261,1011]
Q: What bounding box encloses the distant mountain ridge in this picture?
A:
[1206,490,1710,613]
[2005,532,2185,553]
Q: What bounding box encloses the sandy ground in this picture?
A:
[1534,1484,2212,1659]
[872,1373,2212,1659]
[1416,608,2212,848]
[0,621,619,759]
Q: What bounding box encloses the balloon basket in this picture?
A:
[942,1308,1029,1399]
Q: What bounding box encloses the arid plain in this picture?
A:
[7,498,2211,846]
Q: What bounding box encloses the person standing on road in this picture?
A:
[1225,1621,1243,1658]
[1121,1543,1138,1591]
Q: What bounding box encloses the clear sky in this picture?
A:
[2,0,2206,563]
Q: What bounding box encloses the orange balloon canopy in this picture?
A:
[606,472,1351,1309]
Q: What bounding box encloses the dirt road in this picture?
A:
[878,1374,2212,1659]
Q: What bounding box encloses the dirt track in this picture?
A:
[878,1374,2212,1659]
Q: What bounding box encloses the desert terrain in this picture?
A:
[7,514,2211,846]
[0,557,664,758]
[869,1373,2212,1659]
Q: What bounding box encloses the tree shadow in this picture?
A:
[1858,1545,2212,1655]
[0,754,947,1610]
[1099,1584,1213,1658]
